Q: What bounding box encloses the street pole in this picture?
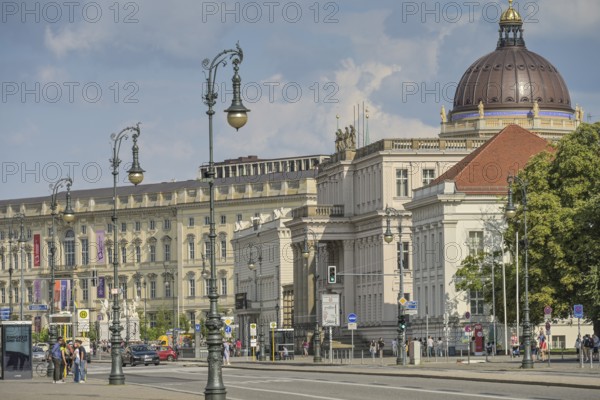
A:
[17,214,26,321]
[108,123,145,385]
[202,43,250,400]
[302,228,322,363]
[501,234,509,356]
[47,177,75,378]
[506,175,533,369]
[383,206,407,366]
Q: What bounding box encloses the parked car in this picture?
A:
[32,346,47,363]
[122,344,160,367]
[156,345,178,362]
[34,343,49,353]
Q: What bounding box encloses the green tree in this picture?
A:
[505,122,600,333]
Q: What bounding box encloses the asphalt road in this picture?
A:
[86,363,599,400]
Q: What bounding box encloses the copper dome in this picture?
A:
[450,1,573,118]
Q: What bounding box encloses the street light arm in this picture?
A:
[203,43,244,106]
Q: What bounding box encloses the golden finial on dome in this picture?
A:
[500,0,522,24]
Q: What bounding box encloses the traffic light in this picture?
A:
[328,266,337,284]
[398,315,406,332]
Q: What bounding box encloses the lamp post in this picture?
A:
[13,213,27,321]
[202,43,250,400]
[248,243,266,361]
[505,175,533,369]
[383,206,408,366]
[164,262,176,347]
[109,123,145,385]
[301,228,322,363]
[47,178,75,377]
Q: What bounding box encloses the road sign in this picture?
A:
[465,311,471,320]
[28,304,48,311]
[195,323,201,332]
[347,322,357,330]
[399,297,407,306]
[224,325,232,334]
[406,301,417,310]
[574,304,584,318]
[544,306,552,315]
[269,321,277,329]
[250,323,257,336]
[465,325,471,333]
[545,321,551,332]
[322,293,340,327]
[0,307,10,321]
[223,317,234,326]
[78,309,89,320]
[250,339,257,347]
[347,313,357,323]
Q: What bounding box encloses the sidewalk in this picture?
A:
[0,376,200,400]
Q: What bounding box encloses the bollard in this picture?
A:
[361,350,364,365]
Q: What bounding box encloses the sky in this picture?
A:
[1,0,599,199]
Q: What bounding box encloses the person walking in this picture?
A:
[392,339,398,357]
[302,339,309,357]
[426,336,434,358]
[73,341,81,383]
[77,340,87,383]
[377,337,385,359]
[223,341,231,366]
[369,340,376,360]
[51,337,65,384]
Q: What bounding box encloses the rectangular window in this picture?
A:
[81,239,89,266]
[220,215,226,224]
[396,168,409,197]
[220,277,227,296]
[204,242,212,260]
[469,289,484,315]
[64,241,75,267]
[121,246,127,263]
[1,287,5,303]
[135,221,141,231]
[81,278,89,301]
[188,242,195,260]
[204,216,210,226]
[150,245,156,262]
[1,254,4,270]
[189,312,195,329]
[27,253,32,269]
[422,169,435,186]
[108,282,113,295]
[121,222,127,233]
[149,220,156,230]
[237,214,243,222]
[27,286,33,303]
[120,282,128,299]
[108,249,113,264]
[204,279,209,296]
[107,223,113,233]
[150,281,156,299]
[220,240,227,260]
[397,241,409,269]
[81,225,87,234]
[189,279,196,297]
[188,217,195,227]
[164,219,171,230]
[149,313,156,328]
[165,281,172,298]
[468,231,484,256]
[135,246,141,263]
[14,287,19,303]
[164,244,171,261]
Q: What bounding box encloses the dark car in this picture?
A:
[156,345,178,362]
[122,345,160,367]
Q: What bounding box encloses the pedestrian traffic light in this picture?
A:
[328,266,337,284]
[398,315,406,332]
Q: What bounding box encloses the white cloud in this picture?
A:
[44,24,111,57]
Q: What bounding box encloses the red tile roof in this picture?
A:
[431,124,553,194]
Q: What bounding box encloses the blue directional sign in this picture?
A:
[347,313,357,323]
[28,304,48,311]
[195,323,201,332]
[574,304,584,319]
[224,325,232,334]
[406,301,418,310]
[0,307,10,321]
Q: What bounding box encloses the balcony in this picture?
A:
[291,204,344,219]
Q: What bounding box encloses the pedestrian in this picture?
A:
[235,339,242,357]
[511,332,520,357]
[377,337,385,358]
[427,336,434,358]
[77,340,87,383]
[73,341,81,383]
[60,340,68,381]
[582,334,592,362]
[593,333,600,361]
[437,337,444,357]
[223,341,231,365]
[51,337,65,384]
[302,339,309,357]
[392,339,398,357]
[369,340,376,359]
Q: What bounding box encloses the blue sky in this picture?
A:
[1,0,599,199]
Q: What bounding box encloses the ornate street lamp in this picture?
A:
[383,206,408,366]
[301,228,322,363]
[47,177,75,377]
[505,175,533,369]
[164,262,177,347]
[201,43,250,400]
[109,123,145,385]
[247,243,266,361]
[7,214,27,321]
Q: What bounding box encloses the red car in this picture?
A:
[156,345,178,361]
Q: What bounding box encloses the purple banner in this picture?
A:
[60,280,69,310]
[96,230,105,263]
[97,277,105,299]
[34,279,42,303]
